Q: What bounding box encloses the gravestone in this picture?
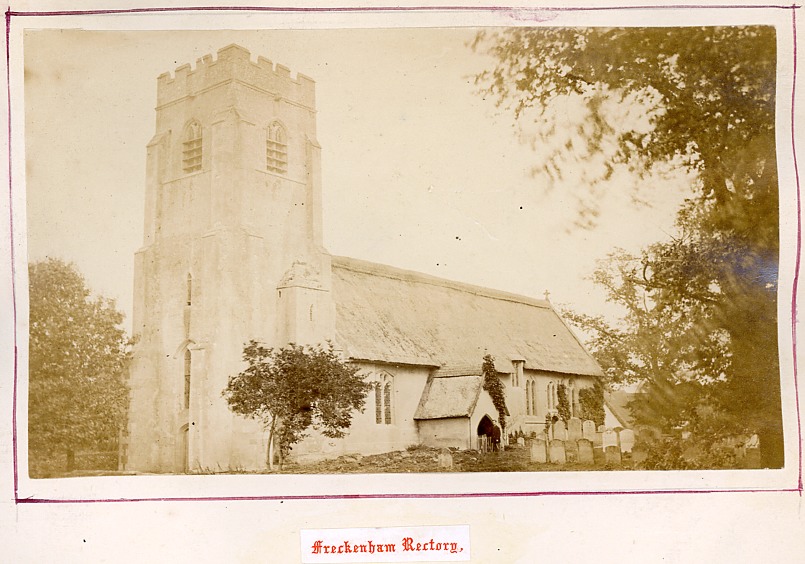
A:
[438,449,453,470]
[517,437,525,447]
[602,429,619,451]
[577,439,594,464]
[605,445,622,465]
[553,420,567,441]
[601,429,618,450]
[549,440,566,464]
[565,439,579,463]
[632,448,648,466]
[619,429,635,453]
[568,418,583,441]
[530,438,548,464]
[597,425,607,433]
[582,420,596,441]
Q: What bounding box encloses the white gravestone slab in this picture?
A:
[582,420,597,441]
[619,429,635,453]
[602,429,619,450]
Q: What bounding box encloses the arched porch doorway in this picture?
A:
[477,415,495,437]
[477,415,501,452]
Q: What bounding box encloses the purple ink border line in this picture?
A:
[5,4,803,505]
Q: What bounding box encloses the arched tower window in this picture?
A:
[186,273,193,306]
[182,121,203,173]
[266,122,288,174]
[183,348,192,409]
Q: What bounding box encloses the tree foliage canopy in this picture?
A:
[556,384,571,423]
[222,341,369,468]
[28,259,130,473]
[577,380,605,427]
[475,26,777,237]
[476,26,782,465]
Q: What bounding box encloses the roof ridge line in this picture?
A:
[332,255,552,309]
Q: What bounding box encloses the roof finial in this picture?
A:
[543,289,551,301]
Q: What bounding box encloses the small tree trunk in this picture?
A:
[66,449,76,472]
[266,421,276,472]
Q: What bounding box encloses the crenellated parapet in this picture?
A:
[156,44,315,109]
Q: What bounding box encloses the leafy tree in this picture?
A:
[578,380,605,426]
[222,341,369,470]
[476,26,782,466]
[556,384,571,423]
[481,354,507,432]
[28,259,130,475]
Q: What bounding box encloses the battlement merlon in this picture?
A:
[156,44,316,110]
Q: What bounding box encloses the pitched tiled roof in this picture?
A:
[331,256,603,378]
[605,390,638,428]
[413,375,482,420]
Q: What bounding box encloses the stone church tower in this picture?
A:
[127,45,334,472]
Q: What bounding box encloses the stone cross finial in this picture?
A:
[543,290,551,301]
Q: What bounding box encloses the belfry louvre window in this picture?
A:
[182,121,202,173]
[266,122,288,174]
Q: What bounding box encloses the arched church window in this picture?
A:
[372,373,393,425]
[374,383,382,424]
[383,382,392,424]
[525,378,531,415]
[183,348,191,409]
[182,121,203,173]
[266,122,288,174]
[530,380,537,416]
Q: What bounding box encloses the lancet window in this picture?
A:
[372,373,393,425]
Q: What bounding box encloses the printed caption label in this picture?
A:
[301,525,470,563]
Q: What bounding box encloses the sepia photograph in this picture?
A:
[19,23,792,485]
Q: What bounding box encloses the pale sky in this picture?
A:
[23,28,693,333]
